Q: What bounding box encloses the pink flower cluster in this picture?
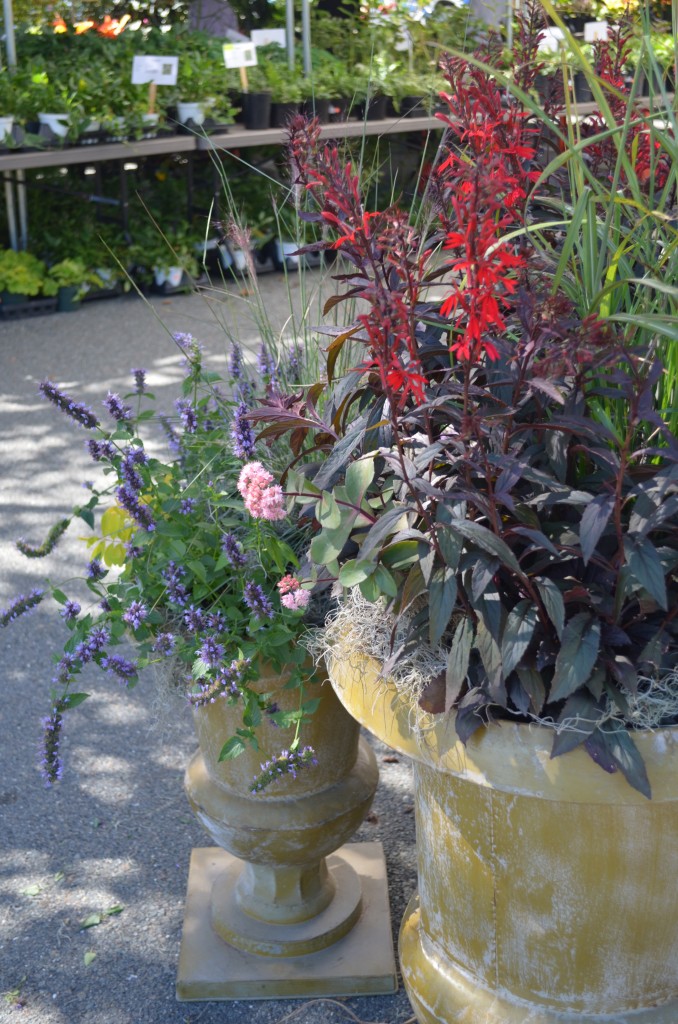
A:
[277,575,311,611]
[237,462,286,521]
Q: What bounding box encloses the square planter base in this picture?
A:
[176,842,397,1001]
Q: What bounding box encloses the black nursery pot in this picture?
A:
[563,14,587,33]
[301,98,331,123]
[573,72,593,103]
[243,91,272,131]
[328,97,348,122]
[363,94,388,121]
[57,286,80,313]
[270,101,299,128]
[401,95,427,117]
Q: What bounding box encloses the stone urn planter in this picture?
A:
[177,662,397,1000]
[329,648,678,1024]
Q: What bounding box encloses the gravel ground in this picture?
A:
[0,279,417,1024]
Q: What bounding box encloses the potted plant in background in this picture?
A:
[239,64,273,131]
[389,67,438,116]
[46,258,104,312]
[262,60,304,128]
[250,9,678,1021]
[129,226,201,293]
[0,249,56,311]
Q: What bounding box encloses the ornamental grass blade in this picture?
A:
[550,613,601,702]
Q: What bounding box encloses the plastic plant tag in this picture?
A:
[131,55,178,86]
[537,27,565,53]
[251,29,286,48]
[584,21,608,41]
[223,43,258,69]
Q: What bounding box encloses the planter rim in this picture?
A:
[328,646,678,804]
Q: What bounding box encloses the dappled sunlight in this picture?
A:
[91,692,153,727]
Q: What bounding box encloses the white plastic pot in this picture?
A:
[38,112,70,138]
[176,102,205,126]
[0,116,15,141]
[154,266,185,289]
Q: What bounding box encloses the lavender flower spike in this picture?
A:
[175,398,198,433]
[131,368,147,394]
[41,705,65,785]
[103,391,132,422]
[231,402,256,460]
[60,600,81,622]
[1,588,44,627]
[221,533,247,567]
[39,380,99,430]
[243,581,274,620]
[123,601,148,630]
[251,746,318,793]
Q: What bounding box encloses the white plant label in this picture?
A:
[537,27,565,53]
[251,28,286,48]
[223,43,258,69]
[584,20,609,42]
[131,55,178,86]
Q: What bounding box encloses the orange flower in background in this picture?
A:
[97,14,131,36]
[53,16,67,33]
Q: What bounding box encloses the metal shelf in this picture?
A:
[197,115,444,152]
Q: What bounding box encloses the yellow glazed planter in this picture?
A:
[329,648,678,1023]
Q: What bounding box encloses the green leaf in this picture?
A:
[84,951,97,967]
[61,692,90,710]
[318,492,342,530]
[445,618,474,709]
[359,574,381,602]
[310,511,357,563]
[339,559,376,587]
[624,535,668,610]
[77,507,95,530]
[218,736,247,762]
[187,559,207,583]
[428,567,457,645]
[20,883,42,897]
[580,493,615,565]
[535,578,565,639]
[373,564,398,598]
[345,458,375,506]
[81,914,102,930]
[501,600,537,678]
[550,613,601,702]
[51,589,68,606]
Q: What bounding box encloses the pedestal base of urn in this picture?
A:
[399,895,678,1024]
[176,842,397,1001]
